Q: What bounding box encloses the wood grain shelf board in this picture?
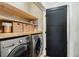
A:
[0,2,37,20]
[0,31,42,39]
[0,15,37,25]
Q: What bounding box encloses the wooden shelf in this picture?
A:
[0,2,37,20]
[0,15,37,25]
[0,31,42,39]
[0,3,40,40]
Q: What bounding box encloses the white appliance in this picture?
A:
[0,36,32,57]
[31,33,43,57]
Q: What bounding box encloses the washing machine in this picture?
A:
[31,33,43,57]
[0,36,32,57]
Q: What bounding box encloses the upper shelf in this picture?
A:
[0,2,37,21]
[0,15,37,26]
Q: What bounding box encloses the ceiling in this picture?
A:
[41,2,68,9]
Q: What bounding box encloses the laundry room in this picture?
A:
[0,2,45,57]
[0,2,79,57]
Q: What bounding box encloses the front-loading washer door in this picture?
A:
[8,44,30,57]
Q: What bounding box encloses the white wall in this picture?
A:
[69,3,79,57]
[6,2,31,13]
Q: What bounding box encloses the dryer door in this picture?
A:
[8,44,31,57]
[34,35,43,57]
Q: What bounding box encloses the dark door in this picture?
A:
[46,5,67,57]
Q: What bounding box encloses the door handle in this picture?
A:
[3,44,15,48]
